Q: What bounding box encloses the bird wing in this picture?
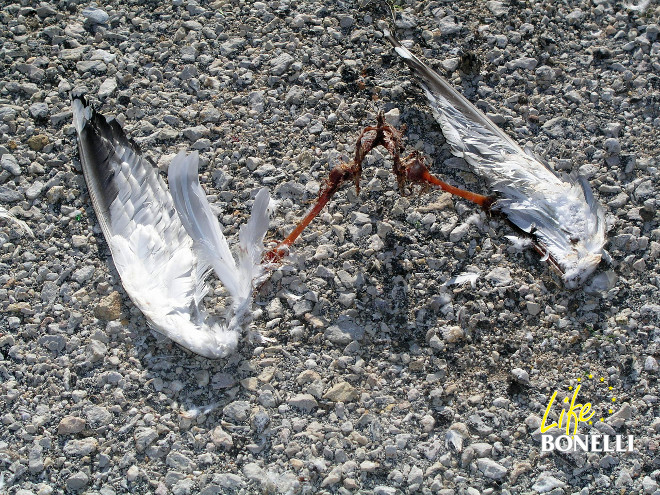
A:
[72,97,238,358]
[384,30,606,288]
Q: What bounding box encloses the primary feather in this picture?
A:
[73,97,271,358]
[384,30,606,288]
[168,151,274,331]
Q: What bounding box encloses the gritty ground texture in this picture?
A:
[0,0,659,494]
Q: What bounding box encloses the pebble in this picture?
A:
[58,416,86,435]
[222,401,250,422]
[323,382,358,402]
[66,472,89,491]
[94,291,122,320]
[82,6,109,25]
[476,458,507,480]
[1,154,21,175]
[98,78,117,98]
[288,394,318,412]
[532,474,566,493]
[27,135,49,151]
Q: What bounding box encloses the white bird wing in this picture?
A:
[72,97,238,359]
[384,30,606,288]
[168,152,273,325]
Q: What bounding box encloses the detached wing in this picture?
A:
[385,31,606,288]
[72,97,238,358]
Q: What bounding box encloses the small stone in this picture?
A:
[135,427,159,452]
[442,326,464,343]
[407,465,423,490]
[604,137,621,154]
[166,451,194,472]
[487,1,508,16]
[72,265,95,284]
[223,401,250,422]
[0,187,23,202]
[94,291,122,320]
[288,394,318,412]
[29,102,49,120]
[126,465,140,482]
[86,340,107,363]
[214,473,244,490]
[485,267,512,286]
[532,474,566,493]
[477,458,507,480]
[66,471,89,491]
[1,154,21,175]
[46,186,64,203]
[27,134,49,151]
[360,461,379,473]
[566,8,585,25]
[210,426,233,449]
[323,382,358,402]
[642,476,658,494]
[98,78,117,98]
[339,15,354,28]
[85,405,112,427]
[511,368,530,385]
[82,6,109,24]
[58,416,86,435]
[270,53,295,76]
[526,301,541,316]
[64,438,98,456]
[644,356,658,372]
[438,16,461,35]
[321,466,342,487]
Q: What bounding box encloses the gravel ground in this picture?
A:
[1,0,659,494]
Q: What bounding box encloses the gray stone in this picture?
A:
[485,267,512,286]
[270,53,295,76]
[477,458,507,480]
[532,474,566,493]
[29,102,49,119]
[223,401,250,422]
[1,154,21,175]
[66,471,89,491]
[98,78,117,98]
[135,427,159,452]
[0,186,23,202]
[64,438,98,456]
[288,394,318,412]
[166,451,194,472]
[324,316,364,345]
[85,405,112,426]
[25,181,44,200]
[82,6,109,24]
[72,266,95,284]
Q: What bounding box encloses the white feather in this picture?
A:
[386,31,607,288]
[168,151,275,336]
[0,206,33,237]
[443,272,480,288]
[504,235,533,251]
